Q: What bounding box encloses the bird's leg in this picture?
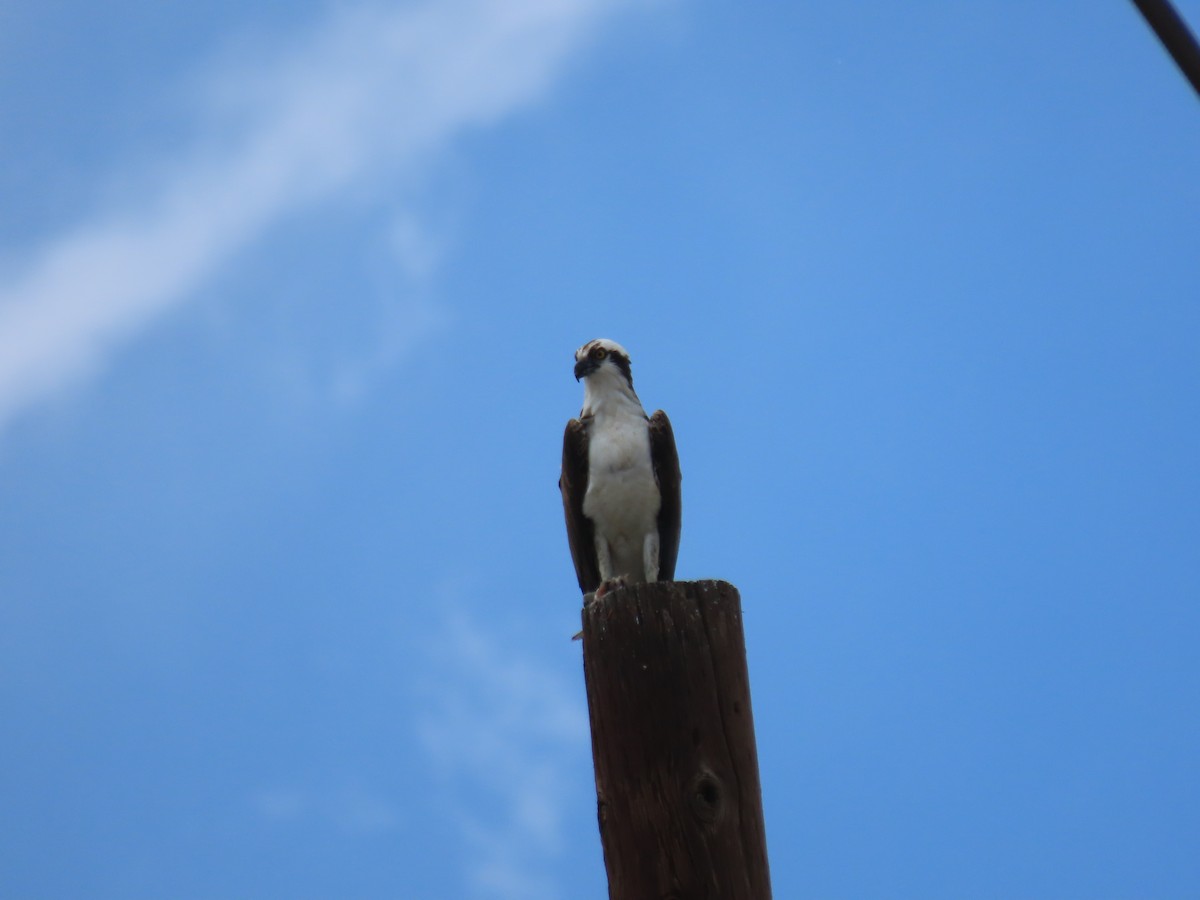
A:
[594,535,614,582]
[574,543,627,642]
[643,532,660,583]
[571,539,627,640]
[593,536,636,596]
[589,536,627,597]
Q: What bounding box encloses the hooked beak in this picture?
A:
[574,358,599,381]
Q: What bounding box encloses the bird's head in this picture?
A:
[573,338,633,386]
[573,339,640,414]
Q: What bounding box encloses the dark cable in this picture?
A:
[1131,0,1200,98]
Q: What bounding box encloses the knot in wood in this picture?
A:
[687,767,725,825]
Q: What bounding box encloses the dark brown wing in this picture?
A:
[648,409,682,582]
[559,417,600,594]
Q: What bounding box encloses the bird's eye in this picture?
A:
[591,347,608,360]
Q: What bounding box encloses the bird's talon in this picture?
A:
[594,577,627,600]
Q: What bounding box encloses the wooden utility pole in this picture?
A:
[581,579,772,900]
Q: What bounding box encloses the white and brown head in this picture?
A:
[573,338,634,385]
[573,338,640,414]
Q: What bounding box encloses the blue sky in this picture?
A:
[2,1,1199,897]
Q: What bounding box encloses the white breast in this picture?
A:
[583,409,661,582]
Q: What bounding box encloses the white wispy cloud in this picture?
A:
[0,0,641,434]
[251,781,400,834]
[418,608,591,900]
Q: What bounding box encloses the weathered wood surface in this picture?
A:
[581,579,772,900]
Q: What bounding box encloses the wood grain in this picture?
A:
[581,580,772,900]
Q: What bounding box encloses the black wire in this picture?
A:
[1131,0,1200,98]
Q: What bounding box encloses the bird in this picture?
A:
[559,338,682,609]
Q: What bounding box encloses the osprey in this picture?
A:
[559,339,682,601]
